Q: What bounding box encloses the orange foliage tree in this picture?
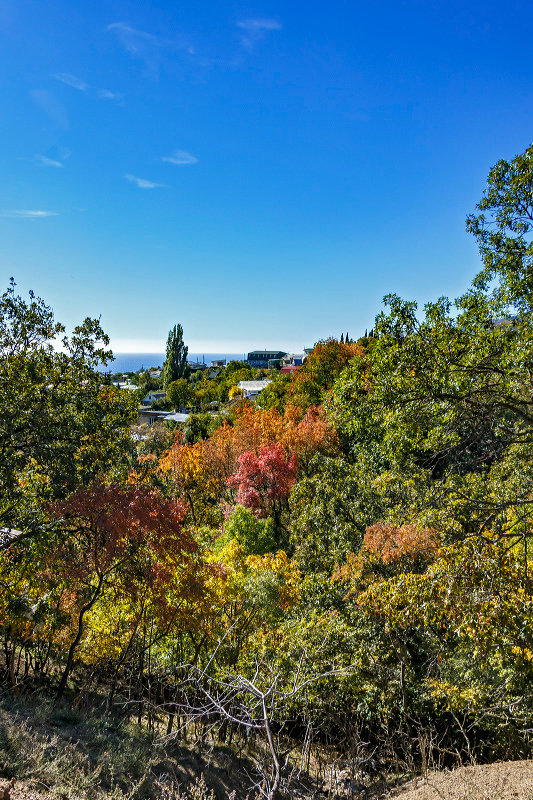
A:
[335,522,441,595]
[363,522,440,566]
[289,338,362,407]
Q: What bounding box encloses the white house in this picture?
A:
[281,353,305,367]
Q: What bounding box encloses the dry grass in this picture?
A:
[3,697,533,799]
[389,760,533,800]
[5,777,227,800]
[0,699,257,800]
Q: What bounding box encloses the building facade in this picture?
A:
[246,350,286,368]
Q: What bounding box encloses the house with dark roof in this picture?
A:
[142,390,167,406]
[246,350,286,368]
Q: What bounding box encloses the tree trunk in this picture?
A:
[56,574,104,702]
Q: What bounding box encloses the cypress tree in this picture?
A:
[162,324,189,388]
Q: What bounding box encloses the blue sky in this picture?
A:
[1,0,532,353]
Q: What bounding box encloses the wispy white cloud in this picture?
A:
[106,22,197,77]
[125,174,164,189]
[57,146,72,161]
[106,22,160,55]
[162,149,198,165]
[54,72,121,101]
[237,18,282,49]
[36,155,64,168]
[55,72,88,91]
[0,209,58,219]
[97,88,122,100]
[35,147,71,168]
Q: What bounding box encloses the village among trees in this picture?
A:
[2,143,533,798]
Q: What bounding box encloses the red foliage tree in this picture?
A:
[47,482,196,698]
[227,443,297,518]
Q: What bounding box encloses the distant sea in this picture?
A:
[100,353,247,374]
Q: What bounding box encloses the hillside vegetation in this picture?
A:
[2,144,533,798]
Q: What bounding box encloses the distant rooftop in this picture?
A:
[238,379,272,389]
[113,382,140,391]
[247,350,287,356]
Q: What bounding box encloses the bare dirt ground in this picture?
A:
[389,760,533,800]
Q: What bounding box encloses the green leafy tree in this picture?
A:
[0,280,137,546]
[259,375,290,413]
[183,412,215,444]
[217,505,276,555]
[162,323,188,388]
[167,377,193,409]
[466,141,533,315]
[133,420,178,457]
[290,338,362,408]
[288,453,387,612]
[225,360,251,377]
[326,145,533,545]
[194,379,219,409]
[228,367,253,384]
[138,370,161,391]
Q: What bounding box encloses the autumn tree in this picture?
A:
[47,482,195,699]
[161,404,337,529]
[289,338,362,408]
[351,537,533,759]
[227,443,297,518]
[283,404,339,474]
[363,522,440,568]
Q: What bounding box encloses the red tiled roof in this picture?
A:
[280,365,302,374]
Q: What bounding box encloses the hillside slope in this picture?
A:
[390,760,533,800]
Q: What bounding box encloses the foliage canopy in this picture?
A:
[4,144,533,786]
